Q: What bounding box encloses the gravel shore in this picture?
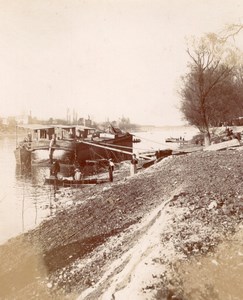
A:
[0,147,243,299]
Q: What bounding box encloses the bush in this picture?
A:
[190,133,204,145]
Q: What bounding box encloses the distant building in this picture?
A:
[77,117,92,127]
[85,118,92,127]
[2,117,8,126]
[78,118,85,126]
[16,114,29,125]
[1,113,29,126]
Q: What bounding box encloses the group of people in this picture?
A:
[50,160,82,180]
[49,154,139,182]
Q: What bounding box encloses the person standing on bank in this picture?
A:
[130,154,138,176]
[108,158,115,182]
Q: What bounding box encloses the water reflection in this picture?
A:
[14,162,77,235]
[15,165,47,233]
[15,163,32,177]
[0,135,59,245]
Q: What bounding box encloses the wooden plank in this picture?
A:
[204,139,240,151]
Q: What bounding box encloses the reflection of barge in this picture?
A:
[14,124,134,167]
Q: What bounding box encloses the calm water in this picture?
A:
[0,135,57,245]
[132,125,199,154]
[0,126,198,245]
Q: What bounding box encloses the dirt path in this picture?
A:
[78,193,177,300]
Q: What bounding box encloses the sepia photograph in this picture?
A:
[0,0,243,299]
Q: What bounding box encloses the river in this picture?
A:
[0,135,57,245]
[132,125,198,154]
[0,126,199,245]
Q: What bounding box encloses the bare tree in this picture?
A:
[219,24,243,43]
[180,33,241,145]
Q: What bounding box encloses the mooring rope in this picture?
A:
[98,142,153,152]
[133,134,169,147]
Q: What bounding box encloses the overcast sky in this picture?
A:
[0,0,243,126]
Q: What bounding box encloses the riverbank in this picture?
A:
[0,147,243,299]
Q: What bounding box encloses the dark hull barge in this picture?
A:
[14,124,134,167]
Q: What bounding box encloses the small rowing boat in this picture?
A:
[165,137,180,143]
[44,177,107,187]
